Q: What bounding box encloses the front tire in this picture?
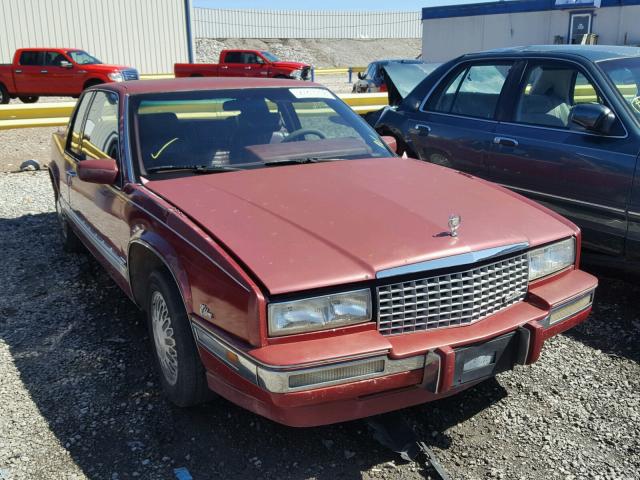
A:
[146,270,211,407]
[19,96,39,103]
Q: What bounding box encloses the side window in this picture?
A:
[82,91,120,162]
[515,64,604,128]
[45,51,67,67]
[19,51,44,66]
[242,53,259,64]
[224,52,242,63]
[428,64,511,119]
[67,93,94,157]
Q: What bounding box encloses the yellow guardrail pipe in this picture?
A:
[0,92,388,130]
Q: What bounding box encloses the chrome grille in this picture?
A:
[122,69,139,81]
[377,253,529,335]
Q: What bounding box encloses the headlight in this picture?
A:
[268,289,372,336]
[528,238,575,281]
[289,69,302,79]
[107,71,124,82]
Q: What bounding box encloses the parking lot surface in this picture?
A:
[0,171,639,479]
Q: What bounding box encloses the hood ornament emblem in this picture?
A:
[448,214,461,237]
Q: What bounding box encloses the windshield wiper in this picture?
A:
[263,157,339,166]
[146,165,241,174]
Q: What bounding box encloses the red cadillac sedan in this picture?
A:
[48,78,597,427]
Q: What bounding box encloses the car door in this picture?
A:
[405,61,515,178]
[220,51,244,77]
[487,60,636,255]
[66,90,130,274]
[42,51,76,95]
[13,50,45,94]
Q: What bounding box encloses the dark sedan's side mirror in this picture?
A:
[60,60,73,69]
[381,135,398,154]
[77,158,119,184]
[570,103,616,135]
[357,71,366,80]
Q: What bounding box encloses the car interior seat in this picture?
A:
[516,68,573,127]
[225,99,282,163]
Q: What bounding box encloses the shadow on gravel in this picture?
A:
[567,263,640,364]
[0,212,555,479]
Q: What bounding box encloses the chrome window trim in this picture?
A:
[499,183,627,214]
[59,196,128,278]
[628,211,640,219]
[419,111,499,124]
[497,120,628,140]
[190,317,424,393]
[376,242,529,279]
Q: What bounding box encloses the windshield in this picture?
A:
[599,57,640,122]
[131,87,393,176]
[67,50,101,65]
[261,51,280,62]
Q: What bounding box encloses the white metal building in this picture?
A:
[422,0,640,63]
[0,0,194,74]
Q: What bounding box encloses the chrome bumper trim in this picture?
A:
[190,318,426,394]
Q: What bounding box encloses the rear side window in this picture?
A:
[19,51,44,66]
[67,93,94,157]
[224,52,242,63]
[428,64,512,119]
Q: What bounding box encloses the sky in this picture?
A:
[193,0,481,10]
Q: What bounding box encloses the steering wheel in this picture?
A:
[281,129,326,143]
[631,96,640,114]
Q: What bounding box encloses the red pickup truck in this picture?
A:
[175,49,311,80]
[0,48,138,104]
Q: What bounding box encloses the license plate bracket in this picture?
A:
[453,331,519,386]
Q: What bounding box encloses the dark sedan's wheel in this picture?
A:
[19,96,39,104]
[55,197,83,252]
[146,270,212,407]
[0,84,9,104]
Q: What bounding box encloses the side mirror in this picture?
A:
[381,135,398,154]
[77,158,119,184]
[357,72,366,80]
[60,60,73,69]
[570,103,616,135]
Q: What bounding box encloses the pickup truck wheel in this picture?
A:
[0,84,9,104]
[147,270,211,407]
[55,197,83,252]
[19,96,39,104]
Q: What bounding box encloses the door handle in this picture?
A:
[220,65,228,69]
[14,69,22,74]
[414,124,431,136]
[40,69,48,74]
[493,136,519,147]
[244,66,252,70]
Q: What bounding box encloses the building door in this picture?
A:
[569,13,592,44]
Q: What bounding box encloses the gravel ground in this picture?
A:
[0,170,638,480]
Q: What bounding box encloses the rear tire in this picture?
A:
[146,270,212,407]
[55,196,83,253]
[19,96,39,103]
[0,84,9,104]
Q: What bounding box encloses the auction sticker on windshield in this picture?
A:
[290,88,335,99]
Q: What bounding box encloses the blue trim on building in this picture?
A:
[422,0,640,20]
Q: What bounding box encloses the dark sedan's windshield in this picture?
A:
[131,88,392,176]
[67,50,101,65]
[599,57,640,122]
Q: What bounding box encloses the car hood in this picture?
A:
[382,62,440,106]
[145,158,576,295]
[271,61,309,69]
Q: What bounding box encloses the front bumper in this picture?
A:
[192,270,597,427]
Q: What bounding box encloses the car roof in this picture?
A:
[466,45,640,62]
[98,77,325,95]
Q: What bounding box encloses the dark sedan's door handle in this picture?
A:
[493,136,518,147]
[415,124,431,136]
